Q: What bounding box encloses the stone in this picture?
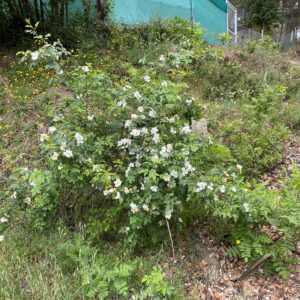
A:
[192,119,208,136]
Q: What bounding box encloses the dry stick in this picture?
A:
[0,75,8,88]
[166,218,175,260]
[231,253,272,282]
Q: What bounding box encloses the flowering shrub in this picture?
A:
[24,65,233,238]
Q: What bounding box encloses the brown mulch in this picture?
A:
[163,234,300,300]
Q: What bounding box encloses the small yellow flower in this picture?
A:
[236,239,241,245]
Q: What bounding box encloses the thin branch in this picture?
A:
[166,218,175,261]
[0,75,8,88]
[231,253,272,282]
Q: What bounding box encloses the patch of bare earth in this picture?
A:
[163,234,300,299]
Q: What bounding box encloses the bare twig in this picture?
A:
[231,235,285,282]
[166,218,175,260]
[0,75,8,88]
[231,253,272,282]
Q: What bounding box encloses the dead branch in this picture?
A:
[231,253,272,282]
[166,218,175,260]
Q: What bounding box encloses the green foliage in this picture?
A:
[247,36,279,54]
[193,51,258,102]
[56,236,174,299]
[246,0,282,33]
[223,86,289,176]
[141,267,174,299]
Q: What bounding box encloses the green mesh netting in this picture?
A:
[41,0,228,43]
[113,0,228,43]
[210,0,228,12]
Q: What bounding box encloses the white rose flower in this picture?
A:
[231,186,237,193]
[24,197,31,205]
[130,129,141,137]
[11,191,17,199]
[150,186,158,192]
[0,235,4,242]
[170,128,177,134]
[160,144,173,158]
[137,106,144,113]
[63,149,73,158]
[170,170,178,178]
[103,189,115,196]
[48,126,56,133]
[131,114,138,119]
[0,217,8,223]
[117,138,132,149]
[196,182,207,192]
[159,54,165,62]
[163,175,171,182]
[117,99,127,107]
[180,124,192,134]
[51,152,59,161]
[243,202,250,212]
[141,127,148,135]
[142,204,149,212]
[82,65,89,72]
[219,185,226,193]
[130,203,139,214]
[153,134,160,143]
[143,75,151,82]
[114,178,122,188]
[87,115,94,121]
[134,91,142,100]
[151,127,159,135]
[165,209,173,220]
[181,161,195,176]
[151,155,159,163]
[207,183,214,191]
[75,132,84,145]
[31,51,39,61]
[148,110,156,118]
[60,142,67,151]
[124,120,132,128]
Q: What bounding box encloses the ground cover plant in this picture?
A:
[1,19,300,299]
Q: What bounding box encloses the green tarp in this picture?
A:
[113,0,228,42]
[210,0,228,12]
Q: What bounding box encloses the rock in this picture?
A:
[192,119,208,136]
[194,241,222,287]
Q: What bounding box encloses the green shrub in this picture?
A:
[223,86,289,177]
[192,51,259,102]
[56,236,174,299]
